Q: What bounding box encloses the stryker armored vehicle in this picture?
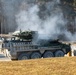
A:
[2,31,71,60]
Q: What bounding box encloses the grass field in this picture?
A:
[0,57,76,75]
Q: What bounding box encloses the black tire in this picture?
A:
[43,51,54,58]
[18,53,29,60]
[31,52,41,59]
[55,50,65,57]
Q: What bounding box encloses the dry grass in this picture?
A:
[0,57,76,75]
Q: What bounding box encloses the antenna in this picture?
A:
[1,21,2,38]
[20,29,22,33]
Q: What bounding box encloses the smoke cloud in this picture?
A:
[1,0,76,41]
[16,0,70,41]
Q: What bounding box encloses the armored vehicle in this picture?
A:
[2,31,71,60]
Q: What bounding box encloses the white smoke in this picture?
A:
[16,4,41,31]
[16,0,76,41]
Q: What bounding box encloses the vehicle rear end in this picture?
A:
[2,40,11,57]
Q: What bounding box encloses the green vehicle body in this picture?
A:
[2,31,71,60]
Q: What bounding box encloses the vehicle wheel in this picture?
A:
[55,50,65,57]
[31,52,41,59]
[18,53,29,60]
[43,51,54,58]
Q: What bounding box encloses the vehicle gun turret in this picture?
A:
[13,31,38,41]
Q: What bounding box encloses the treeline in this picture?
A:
[38,0,76,6]
[63,0,76,6]
[74,0,76,6]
